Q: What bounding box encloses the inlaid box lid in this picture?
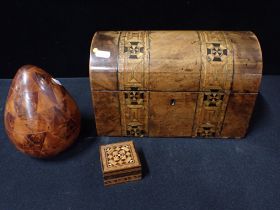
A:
[100,141,141,174]
[89,31,263,93]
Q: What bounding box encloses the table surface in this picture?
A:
[1,76,280,210]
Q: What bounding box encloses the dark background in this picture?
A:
[0,0,279,78]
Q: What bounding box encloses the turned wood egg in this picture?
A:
[4,65,81,158]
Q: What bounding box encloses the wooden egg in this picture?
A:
[4,65,81,158]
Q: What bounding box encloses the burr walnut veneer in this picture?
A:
[90,31,262,138]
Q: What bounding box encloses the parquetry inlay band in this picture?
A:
[118,31,149,137]
[193,31,234,137]
[118,31,149,90]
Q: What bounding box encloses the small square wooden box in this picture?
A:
[99,141,142,186]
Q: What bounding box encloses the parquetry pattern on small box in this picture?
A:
[100,141,142,186]
[104,144,135,167]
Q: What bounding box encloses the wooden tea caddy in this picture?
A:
[89,31,262,138]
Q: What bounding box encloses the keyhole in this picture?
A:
[170,99,176,106]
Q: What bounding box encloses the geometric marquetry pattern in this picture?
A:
[120,90,147,137]
[207,43,228,62]
[124,91,145,136]
[105,144,135,167]
[4,66,80,157]
[118,31,149,90]
[100,141,142,186]
[124,41,144,59]
[117,31,234,138]
[203,90,224,107]
[118,31,149,137]
[124,91,144,105]
[197,123,216,137]
[193,31,234,137]
[126,123,145,137]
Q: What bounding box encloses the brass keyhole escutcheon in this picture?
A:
[170,99,176,106]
